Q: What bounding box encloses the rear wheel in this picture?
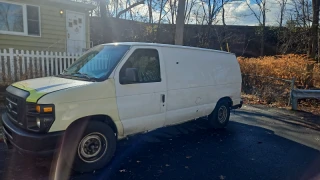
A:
[208,100,230,128]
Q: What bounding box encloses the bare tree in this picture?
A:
[98,0,112,42]
[184,0,197,24]
[175,0,186,45]
[289,0,312,28]
[168,0,178,24]
[276,0,288,27]
[304,0,319,87]
[279,0,312,54]
[221,0,227,51]
[221,0,226,26]
[274,0,288,54]
[206,0,224,25]
[156,0,169,40]
[115,0,145,18]
[246,0,267,56]
[147,0,153,23]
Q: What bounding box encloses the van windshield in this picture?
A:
[60,45,130,81]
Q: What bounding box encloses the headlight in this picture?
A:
[36,117,41,128]
[27,104,55,132]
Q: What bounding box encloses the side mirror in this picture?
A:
[122,68,138,84]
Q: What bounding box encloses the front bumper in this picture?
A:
[1,113,64,156]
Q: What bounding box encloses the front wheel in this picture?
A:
[208,100,230,128]
[57,120,116,174]
[73,121,116,172]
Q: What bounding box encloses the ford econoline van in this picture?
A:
[1,42,242,172]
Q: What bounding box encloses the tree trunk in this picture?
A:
[156,0,165,41]
[221,0,227,51]
[222,0,226,26]
[99,0,112,43]
[305,0,319,88]
[260,0,266,56]
[302,0,307,27]
[318,29,320,62]
[175,0,186,45]
[170,0,177,24]
[260,28,265,56]
[147,0,153,23]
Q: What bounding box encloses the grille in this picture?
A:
[6,92,24,125]
[5,86,29,127]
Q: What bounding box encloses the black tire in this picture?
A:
[208,100,230,128]
[58,120,116,173]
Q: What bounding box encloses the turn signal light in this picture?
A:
[36,105,40,113]
[35,105,53,113]
[43,107,53,113]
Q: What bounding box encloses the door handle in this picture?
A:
[161,94,165,103]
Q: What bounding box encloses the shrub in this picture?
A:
[238,54,320,105]
[238,54,320,88]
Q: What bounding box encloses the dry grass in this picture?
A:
[238,54,320,88]
[242,94,320,115]
[239,54,320,115]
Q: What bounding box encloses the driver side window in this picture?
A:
[120,49,161,84]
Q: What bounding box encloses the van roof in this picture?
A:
[103,42,234,55]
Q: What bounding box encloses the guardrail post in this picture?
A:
[292,96,298,110]
[288,77,295,106]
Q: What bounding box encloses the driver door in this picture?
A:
[113,46,167,136]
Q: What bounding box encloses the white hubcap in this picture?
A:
[78,132,108,163]
[218,106,228,123]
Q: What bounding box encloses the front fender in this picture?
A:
[48,98,124,138]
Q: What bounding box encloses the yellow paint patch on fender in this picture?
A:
[12,82,46,103]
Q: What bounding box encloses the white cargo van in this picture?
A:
[1,42,242,172]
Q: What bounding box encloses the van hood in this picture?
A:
[12,77,93,103]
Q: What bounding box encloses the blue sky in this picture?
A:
[124,0,294,26]
[79,0,308,26]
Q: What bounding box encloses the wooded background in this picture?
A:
[90,17,310,57]
[77,0,319,88]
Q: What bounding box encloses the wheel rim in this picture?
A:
[78,132,108,163]
[218,106,228,123]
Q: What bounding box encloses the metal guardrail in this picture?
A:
[291,89,320,110]
[242,74,319,110]
[242,74,296,106]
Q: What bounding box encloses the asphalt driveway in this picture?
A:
[1,105,320,180]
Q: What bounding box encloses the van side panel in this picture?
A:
[162,47,241,125]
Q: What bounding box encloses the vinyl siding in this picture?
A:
[0,0,91,52]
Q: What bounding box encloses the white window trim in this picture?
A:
[0,0,41,37]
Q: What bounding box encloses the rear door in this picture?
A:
[114,46,167,135]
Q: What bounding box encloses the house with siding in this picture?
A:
[0,0,95,53]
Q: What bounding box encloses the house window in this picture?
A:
[0,1,40,36]
[27,5,40,36]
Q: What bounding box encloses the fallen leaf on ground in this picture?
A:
[119,169,126,172]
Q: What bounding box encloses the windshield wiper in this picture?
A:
[71,72,98,82]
